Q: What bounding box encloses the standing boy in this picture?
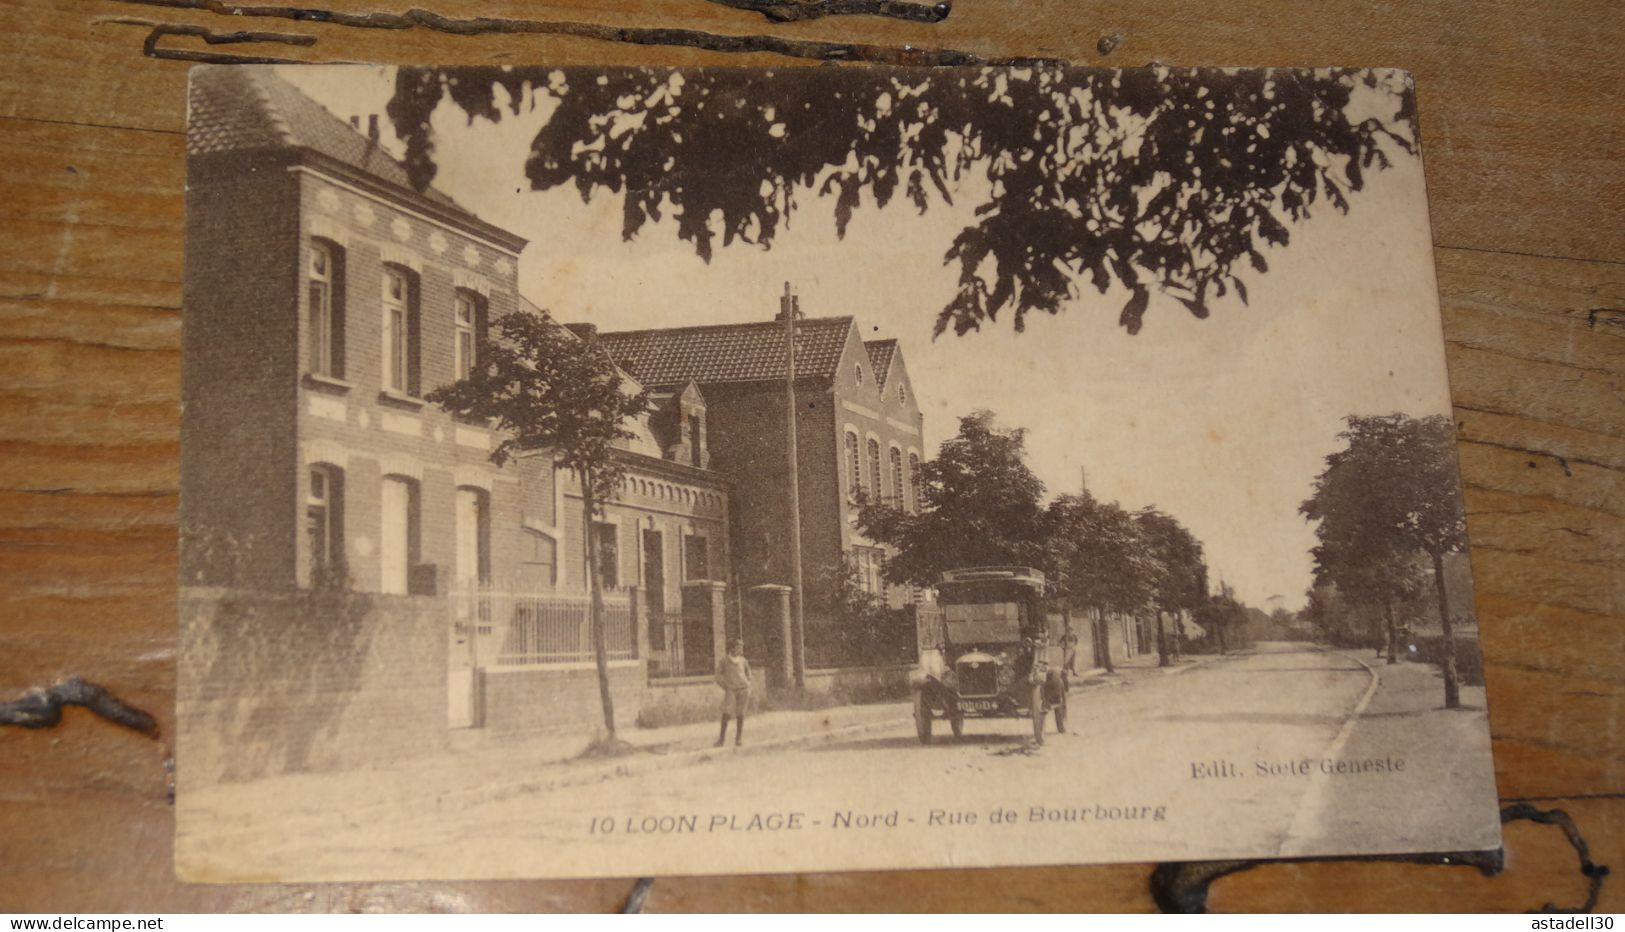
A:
[714,638,751,747]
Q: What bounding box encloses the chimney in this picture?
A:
[564,322,598,341]
[367,114,380,143]
[349,115,361,130]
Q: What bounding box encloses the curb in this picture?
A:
[428,713,914,810]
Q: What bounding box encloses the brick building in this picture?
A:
[181,66,736,731]
[597,312,926,662]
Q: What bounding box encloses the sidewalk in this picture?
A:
[182,699,914,824]
[1276,653,1498,856]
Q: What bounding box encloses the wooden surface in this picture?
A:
[1,0,1620,913]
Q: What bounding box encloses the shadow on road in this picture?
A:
[1158,711,1346,728]
[811,732,1033,753]
[1199,664,1365,675]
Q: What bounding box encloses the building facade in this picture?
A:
[597,313,926,662]
[182,67,737,704]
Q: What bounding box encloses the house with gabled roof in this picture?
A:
[598,310,926,665]
[182,66,737,741]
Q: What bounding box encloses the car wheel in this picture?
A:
[914,691,933,745]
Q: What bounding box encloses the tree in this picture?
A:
[1044,491,1157,672]
[388,66,1416,337]
[1310,536,1426,664]
[1301,414,1470,708]
[426,313,651,738]
[858,410,1047,587]
[1134,509,1208,667]
[1197,582,1249,654]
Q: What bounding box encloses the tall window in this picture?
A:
[890,446,904,507]
[908,453,920,512]
[453,290,482,380]
[521,529,556,589]
[307,241,343,377]
[845,431,861,500]
[867,438,882,501]
[897,381,906,404]
[688,414,702,467]
[306,464,344,586]
[382,267,417,394]
[379,475,420,595]
[454,487,490,586]
[684,534,709,581]
[854,363,864,386]
[592,522,619,589]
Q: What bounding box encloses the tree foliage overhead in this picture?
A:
[857,409,1048,587]
[388,65,1417,337]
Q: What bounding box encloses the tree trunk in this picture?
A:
[1215,611,1227,654]
[1383,598,1398,665]
[1095,608,1114,673]
[583,470,617,737]
[1155,611,1169,667]
[1430,549,1461,709]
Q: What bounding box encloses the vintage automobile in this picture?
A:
[912,566,1069,744]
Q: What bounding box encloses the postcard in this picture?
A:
[176,63,1500,881]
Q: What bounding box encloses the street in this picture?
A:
[176,642,1500,882]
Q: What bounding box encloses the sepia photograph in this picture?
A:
[174,63,1501,882]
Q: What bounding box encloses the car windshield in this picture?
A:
[942,600,1024,644]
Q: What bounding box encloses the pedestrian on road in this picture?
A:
[1062,619,1081,675]
[714,638,752,747]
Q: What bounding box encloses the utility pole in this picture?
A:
[781,282,807,687]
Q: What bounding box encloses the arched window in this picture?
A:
[381,266,419,395]
[897,381,906,404]
[890,446,904,507]
[454,486,490,586]
[845,431,861,499]
[306,240,344,378]
[306,463,344,586]
[379,474,420,595]
[854,363,864,386]
[908,453,920,512]
[452,289,485,380]
[867,438,882,501]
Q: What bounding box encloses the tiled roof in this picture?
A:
[597,317,856,387]
[187,65,461,211]
[864,339,898,385]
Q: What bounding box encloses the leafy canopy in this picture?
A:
[1044,491,1157,616]
[1134,508,1208,615]
[1300,413,1468,574]
[857,409,1048,587]
[388,65,1416,337]
[424,312,652,502]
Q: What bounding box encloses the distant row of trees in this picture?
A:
[858,410,1246,668]
[1299,414,1470,708]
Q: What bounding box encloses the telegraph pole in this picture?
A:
[781,282,807,687]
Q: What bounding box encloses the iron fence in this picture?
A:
[452,585,636,667]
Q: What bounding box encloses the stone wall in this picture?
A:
[178,586,449,785]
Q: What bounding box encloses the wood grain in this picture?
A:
[0,0,1619,913]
